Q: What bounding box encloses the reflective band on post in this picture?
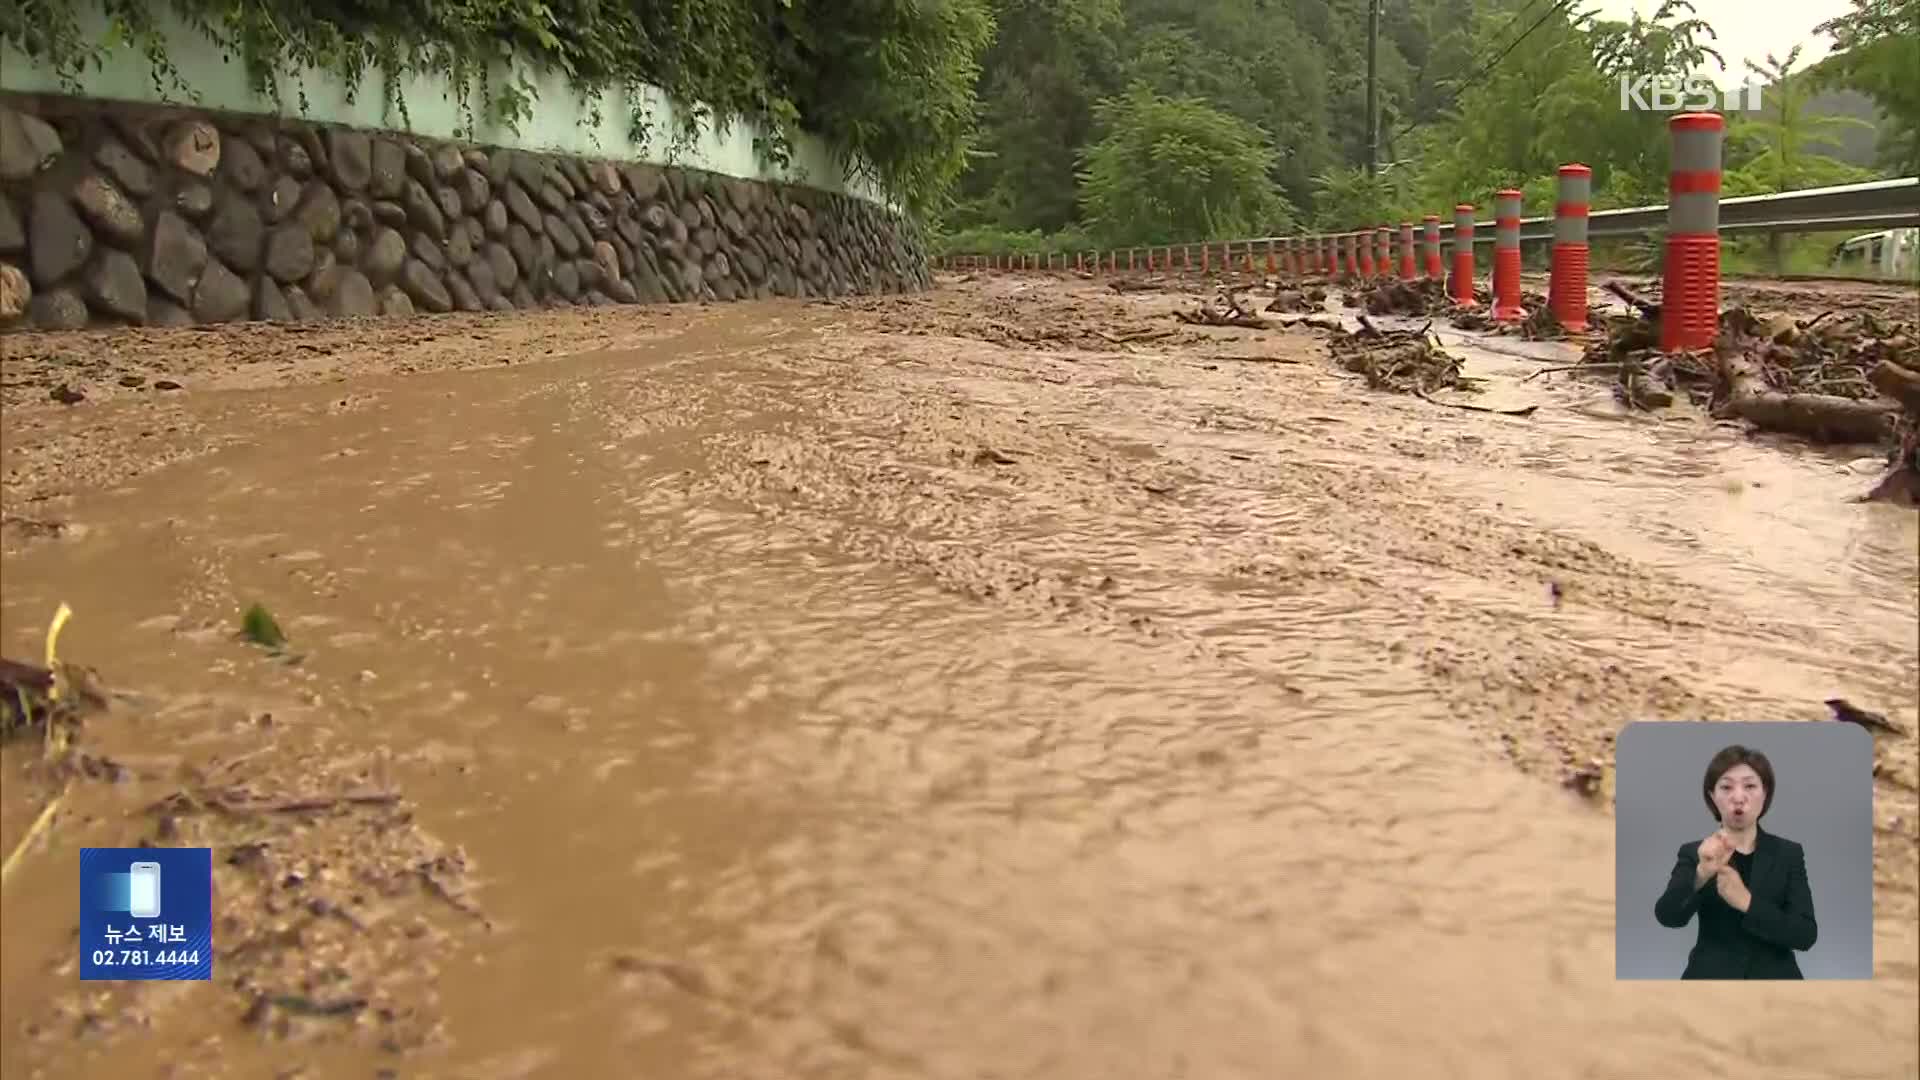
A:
[1491,190,1524,322]
[1423,215,1443,279]
[1451,204,1477,307]
[1398,221,1417,280]
[1550,163,1592,334]
[1663,112,1724,351]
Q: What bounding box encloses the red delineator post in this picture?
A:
[1321,235,1335,275]
[1450,204,1477,307]
[1356,231,1374,277]
[1267,238,1279,276]
[1662,113,1723,351]
[1375,227,1392,278]
[1550,163,1593,333]
[1398,221,1417,280]
[1423,215,1443,279]
[1491,189,1525,322]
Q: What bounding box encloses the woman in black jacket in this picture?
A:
[1654,744,1819,979]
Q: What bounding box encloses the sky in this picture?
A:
[1585,0,1855,77]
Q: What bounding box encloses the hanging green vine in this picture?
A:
[0,0,994,213]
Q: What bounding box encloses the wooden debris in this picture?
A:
[1566,302,1920,500]
[1327,316,1469,396]
[1174,289,1270,329]
[1345,277,1453,317]
[1265,286,1327,314]
[1603,280,1660,320]
[1825,698,1908,737]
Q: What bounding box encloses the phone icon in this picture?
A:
[128,861,162,919]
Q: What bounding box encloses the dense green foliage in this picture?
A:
[3,0,1910,241]
[1077,88,1294,243]
[1814,0,1920,175]
[942,0,1910,252]
[0,0,994,212]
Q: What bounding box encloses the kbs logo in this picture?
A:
[1619,75,1764,113]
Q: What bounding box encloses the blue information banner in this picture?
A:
[78,848,213,981]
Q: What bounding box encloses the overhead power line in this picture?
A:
[1393,0,1582,143]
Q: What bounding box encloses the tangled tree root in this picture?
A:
[1328,316,1468,395]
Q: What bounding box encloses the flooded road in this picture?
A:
[3,274,1916,1078]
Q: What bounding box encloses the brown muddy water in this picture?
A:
[2,275,1916,1078]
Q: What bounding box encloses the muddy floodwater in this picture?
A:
[2,274,1916,1078]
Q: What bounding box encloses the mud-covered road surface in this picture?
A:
[3,272,1917,1078]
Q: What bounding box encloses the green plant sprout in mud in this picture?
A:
[1,604,108,887]
[240,601,286,650]
[239,600,299,659]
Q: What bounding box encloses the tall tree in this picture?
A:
[1814,0,1920,174]
[1077,86,1296,243]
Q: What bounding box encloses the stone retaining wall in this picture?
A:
[0,94,929,331]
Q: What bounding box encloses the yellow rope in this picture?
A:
[44,602,72,701]
[3,605,80,887]
[1,785,68,887]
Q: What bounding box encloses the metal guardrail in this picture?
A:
[1254,177,1920,248]
[947,178,1920,269]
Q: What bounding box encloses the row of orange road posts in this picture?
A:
[935,113,1725,350]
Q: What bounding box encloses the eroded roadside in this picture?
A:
[2,273,1916,1078]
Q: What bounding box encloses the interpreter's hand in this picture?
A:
[1694,830,1734,887]
[1715,864,1752,913]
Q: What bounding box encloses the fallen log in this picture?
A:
[1719,350,1902,444]
[1725,392,1901,444]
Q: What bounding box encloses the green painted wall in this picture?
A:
[0,8,884,204]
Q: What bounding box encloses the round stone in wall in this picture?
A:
[165,119,221,176]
